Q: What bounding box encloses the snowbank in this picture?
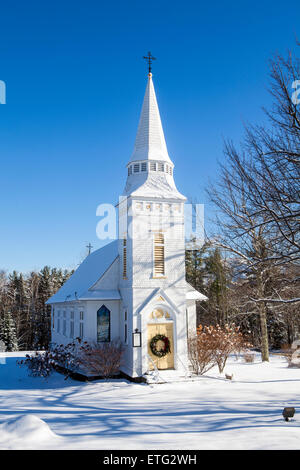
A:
[0,415,59,450]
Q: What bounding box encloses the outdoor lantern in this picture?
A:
[282,407,295,422]
[132,328,141,347]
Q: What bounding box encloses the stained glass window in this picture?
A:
[97,305,110,343]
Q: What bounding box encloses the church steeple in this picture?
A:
[129,72,172,164]
[124,60,185,201]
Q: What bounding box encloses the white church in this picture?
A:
[47,63,206,380]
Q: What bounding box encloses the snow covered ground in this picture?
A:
[0,351,299,450]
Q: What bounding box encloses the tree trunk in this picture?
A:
[257,269,269,362]
[259,303,269,361]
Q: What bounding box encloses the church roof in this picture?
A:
[123,172,186,200]
[129,73,172,164]
[186,282,208,301]
[46,240,119,304]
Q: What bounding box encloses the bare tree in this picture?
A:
[207,150,277,360]
[206,47,300,359]
[222,50,300,283]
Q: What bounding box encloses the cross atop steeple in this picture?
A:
[143,51,156,74]
[86,242,93,256]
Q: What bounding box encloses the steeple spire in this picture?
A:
[129,72,172,164]
[123,61,185,201]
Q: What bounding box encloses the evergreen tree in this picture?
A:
[204,248,231,326]
[34,266,54,349]
[185,242,207,293]
[0,311,18,351]
[0,266,73,351]
[8,271,27,348]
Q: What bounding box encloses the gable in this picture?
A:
[136,288,181,317]
[90,257,119,290]
[46,240,119,304]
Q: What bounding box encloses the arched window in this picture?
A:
[97,305,110,342]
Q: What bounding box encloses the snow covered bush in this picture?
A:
[243,351,255,363]
[17,350,55,377]
[18,338,124,379]
[286,342,300,368]
[77,340,124,377]
[17,339,85,378]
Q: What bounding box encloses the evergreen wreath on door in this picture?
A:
[150,334,171,357]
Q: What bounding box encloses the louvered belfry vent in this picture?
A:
[154,232,165,276]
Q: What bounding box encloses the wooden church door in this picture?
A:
[148,323,174,370]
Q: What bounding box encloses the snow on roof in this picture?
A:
[79,290,121,300]
[46,240,119,304]
[123,172,186,200]
[186,282,208,301]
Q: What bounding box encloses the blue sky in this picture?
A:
[0,0,299,273]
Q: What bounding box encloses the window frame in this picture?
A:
[63,310,67,336]
[79,311,84,339]
[57,310,61,333]
[70,311,74,339]
[97,305,111,343]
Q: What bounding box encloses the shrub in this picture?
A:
[188,324,252,375]
[187,330,216,375]
[18,350,55,377]
[17,341,81,378]
[18,338,124,379]
[77,340,124,377]
[200,324,252,373]
[243,351,255,363]
[287,349,300,368]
